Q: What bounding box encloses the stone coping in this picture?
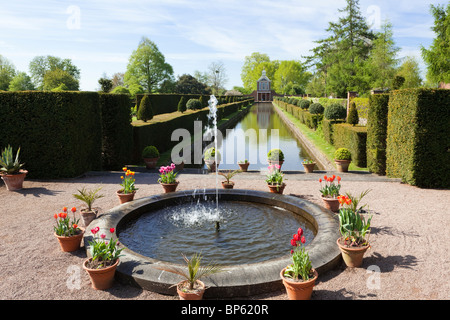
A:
[84,189,341,298]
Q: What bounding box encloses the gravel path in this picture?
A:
[1,169,449,300]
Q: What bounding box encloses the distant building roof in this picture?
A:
[257,69,271,82]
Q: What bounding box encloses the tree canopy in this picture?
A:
[29,55,80,90]
[124,37,174,93]
[421,2,450,85]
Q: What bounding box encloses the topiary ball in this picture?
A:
[308,103,324,114]
[186,98,202,110]
[334,148,352,160]
[324,103,347,120]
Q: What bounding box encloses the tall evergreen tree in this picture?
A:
[365,21,400,90]
[305,0,375,97]
[421,3,450,85]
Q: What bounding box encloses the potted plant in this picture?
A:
[218,169,241,189]
[265,164,285,194]
[238,159,250,172]
[0,145,28,191]
[83,226,124,290]
[319,175,342,212]
[281,227,318,300]
[142,146,160,169]
[302,159,316,173]
[158,163,179,193]
[267,148,284,168]
[337,194,372,268]
[73,187,104,227]
[334,148,352,172]
[117,167,137,204]
[53,207,84,252]
[155,252,223,300]
[204,147,221,172]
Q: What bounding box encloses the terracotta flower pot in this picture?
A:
[55,229,84,252]
[337,238,370,268]
[321,196,340,212]
[238,162,250,172]
[334,159,351,172]
[81,209,97,227]
[176,280,206,300]
[83,258,119,290]
[303,163,316,173]
[268,183,285,194]
[143,157,159,169]
[160,181,179,193]
[116,190,136,204]
[280,268,318,300]
[221,181,234,189]
[0,169,28,191]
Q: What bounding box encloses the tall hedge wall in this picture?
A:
[322,119,346,145]
[132,99,253,162]
[0,92,133,179]
[99,93,133,170]
[0,91,102,178]
[332,124,367,168]
[367,93,389,175]
[386,89,450,188]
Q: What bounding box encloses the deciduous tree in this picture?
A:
[124,37,174,93]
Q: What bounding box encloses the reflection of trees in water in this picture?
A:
[216,103,312,169]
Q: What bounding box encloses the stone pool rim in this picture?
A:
[83,189,341,298]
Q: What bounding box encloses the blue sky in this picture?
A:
[0,0,446,91]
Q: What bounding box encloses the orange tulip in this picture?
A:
[63,207,67,212]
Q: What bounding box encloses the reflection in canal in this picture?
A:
[213,103,318,171]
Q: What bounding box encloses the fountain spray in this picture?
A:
[207,95,220,231]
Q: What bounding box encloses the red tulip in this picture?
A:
[324,175,327,180]
[301,236,305,244]
[110,228,115,233]
[293,233,299,242]
[319,178,322,183]
[73,224,78,229]
[53,213,58,219]
[297,227,303,237]
[290,239,297,246]
[100,234,106,239]
[63,207,67,212]
[71,207,76,213]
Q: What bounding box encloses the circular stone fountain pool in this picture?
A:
[84,189,341,298]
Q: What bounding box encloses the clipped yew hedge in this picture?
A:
[132,99,253,162]
[367,93,389,175]
[99,93,133,170]
[0,92,134,178]
[386,89,450,188]
[136,94,229,116]
[322,119,346,145]
[333,124,368,167]
[0,91,102,178]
